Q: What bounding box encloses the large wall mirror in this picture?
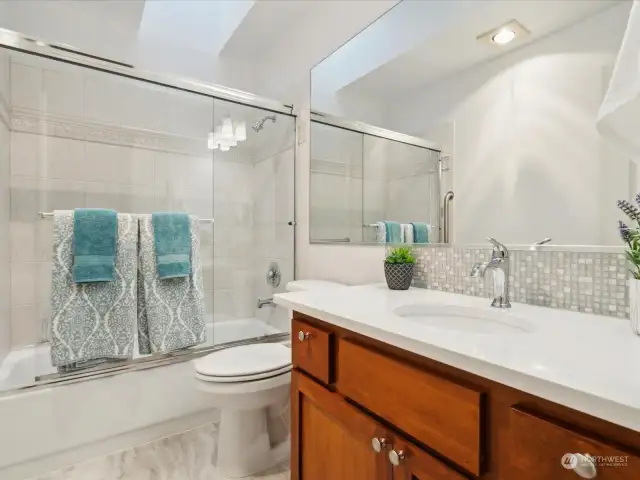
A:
[310,0,634,248]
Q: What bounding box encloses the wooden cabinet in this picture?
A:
[292,371,466,480]
[338,340,483,474]
[508,408,640,479]
[292,317,333,384]
[291,313,640,480]
[292,371,391,480]
[390,440,468,480]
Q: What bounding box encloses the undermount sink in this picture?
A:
[393,304,533,334]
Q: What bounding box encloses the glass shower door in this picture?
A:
[211,99,295,341]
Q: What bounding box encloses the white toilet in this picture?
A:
[194,279,345,478]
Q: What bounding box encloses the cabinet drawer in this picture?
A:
[509,407,640,479]
[337,340,483,475]
[292,318,333,384]
[391,438,469,480]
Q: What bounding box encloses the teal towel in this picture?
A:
[73,208,117,283]
[384,221,402,243]
[412,222,429,244]
[152,212,192,279]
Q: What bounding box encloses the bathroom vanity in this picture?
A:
[275,285,640,479]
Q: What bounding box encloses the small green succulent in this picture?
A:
[385,246,416,264]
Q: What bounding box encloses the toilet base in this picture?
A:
[216,408,289,478]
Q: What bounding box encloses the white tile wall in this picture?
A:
[4,50,297,348]
[6,53,220,347]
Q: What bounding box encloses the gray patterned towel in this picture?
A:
[50,212,138,369]
[137,215,206,354]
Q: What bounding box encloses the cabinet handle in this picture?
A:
[388,449,405,466]
[371,437,387,453]
[297,331,311,342]
[570,454,597,479]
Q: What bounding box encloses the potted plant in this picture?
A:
[384,246,416,290]
[617,196,640,335]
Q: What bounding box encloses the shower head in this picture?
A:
[252,115,277,132]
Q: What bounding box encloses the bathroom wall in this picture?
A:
[386,3,634,246]
[0,48,11,363]
[6,51,231,347]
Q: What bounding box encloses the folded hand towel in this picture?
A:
[411,222,430,244]
[384,221,403,243]
[72,208,117,283]
[376,222,386,243]
[152,212,192,279]
[138,215,206,354]
[402,224,414,245]
[50,211,137,369]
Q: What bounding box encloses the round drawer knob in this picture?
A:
[371,437,386,453]
[388,449,405,467]
[573,454,597,479]
[297,331,311,342]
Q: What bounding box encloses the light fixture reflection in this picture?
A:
[221,117,234,138]
[235,121,247,142]
[208,118,247,150]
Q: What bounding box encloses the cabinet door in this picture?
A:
[509,407,640,480]
[389,439,469,480]
[291,371,392,480]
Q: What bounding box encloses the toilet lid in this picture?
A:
[194,343,291,379]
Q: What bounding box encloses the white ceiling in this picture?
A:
[313,0,628,105]
[0,0,398,103]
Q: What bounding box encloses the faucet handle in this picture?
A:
[487,237,509,257]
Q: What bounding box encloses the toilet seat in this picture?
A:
[194,343,291,383]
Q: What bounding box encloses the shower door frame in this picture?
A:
[0,28,296,393]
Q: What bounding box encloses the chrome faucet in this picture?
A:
[257,297,275,308]
[470,237,511,308]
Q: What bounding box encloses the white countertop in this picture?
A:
[274,284,640,432]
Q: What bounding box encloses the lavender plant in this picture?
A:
[618,198,640,279]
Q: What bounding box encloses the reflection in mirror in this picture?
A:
[310,119,442,244]
[311,0,635,247]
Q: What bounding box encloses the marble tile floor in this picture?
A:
[27,423,290,480]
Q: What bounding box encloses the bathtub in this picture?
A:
[0,318,281,393]
[0,318,284,480]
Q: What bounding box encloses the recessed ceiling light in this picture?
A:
[477,19,529,47]
[492,29,516,45]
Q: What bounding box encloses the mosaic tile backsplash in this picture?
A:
[409,247,628,319]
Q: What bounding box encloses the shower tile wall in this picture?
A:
[5,52,256,347]
[0,49,10,363]
[212,146,254,321]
